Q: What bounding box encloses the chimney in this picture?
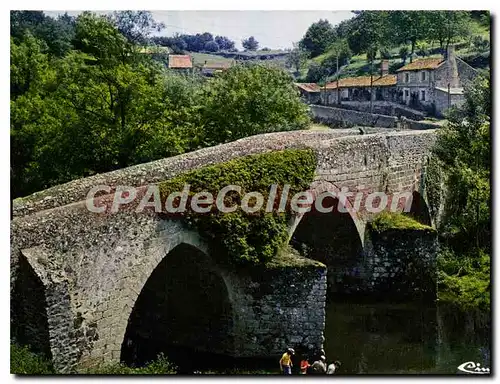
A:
[445,44,459,88]
[380,60,389,77]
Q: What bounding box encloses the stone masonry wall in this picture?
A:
[310,104,398,128]
[363,227,438,300]
[456,57,479,87]
[338,101,427,121]
[227,261,327,358]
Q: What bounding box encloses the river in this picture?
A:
[156,300,491,375]
[323,301,491,374]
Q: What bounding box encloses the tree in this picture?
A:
[299,19,336,57]
[426,11,471,53]
[74,12,131,64]
[215,35,235,51]
[10,34,56,197]
[347,11,389,56]
[305,62,328,83]
[326,39,351,66]
[389,11,429,62]
[434,75,490,248]
[286,43,308,73]
[199,65,310,145]
[242,36,259,51]
[204,40,219,52]
[152,34,187,53]
[179,32,216,52]
[10,11,76,57]
[334,18,353,39]
[108,11,165,45]
[11,11,45,41]
[432,76,490,312]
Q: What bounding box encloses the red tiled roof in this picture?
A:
[295,83,321,93]
[396,58,444,72]
[168,55,193,69]
[325,74,397,89]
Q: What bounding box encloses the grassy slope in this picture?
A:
[188,51,235,67]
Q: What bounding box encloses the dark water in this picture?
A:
[323,301,491,375]
[156,301,491,375]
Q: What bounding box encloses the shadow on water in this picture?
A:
[323,298,491,375]
[129,298,490,375]
[156,346,278,375]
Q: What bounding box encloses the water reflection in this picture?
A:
[139,300,490,375]
[323,301,491,374]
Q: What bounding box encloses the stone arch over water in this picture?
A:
[288,181,365,297]
[408,191,432,226]
[120,239,234,367]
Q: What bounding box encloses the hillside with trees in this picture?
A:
[294,11,490,83]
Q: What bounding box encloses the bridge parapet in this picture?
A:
[12,129,436,218]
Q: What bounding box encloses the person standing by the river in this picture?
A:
[310,355,327,374]
[280,348,295,375]
[300,356,311,374]
[327,360,342,374]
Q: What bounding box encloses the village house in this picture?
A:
[201,61,233,76]
[167,54,193,72]
[295,83,321,104]
[395,45,477,115]
[321,60,397,105]
[297,45,478,117]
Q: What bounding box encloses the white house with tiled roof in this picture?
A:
[296,45,478,117]
[395,45,477,114]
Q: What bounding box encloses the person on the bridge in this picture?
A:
[327,360,342,374]
[280,348,295,375]
[309,355,327,374]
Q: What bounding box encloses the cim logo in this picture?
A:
[457,361,490,374]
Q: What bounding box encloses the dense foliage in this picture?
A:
[10,344,177,374]
[437,249,490,311]
[85,353,177,374]
[299,11,489,61]
[10,11,309,198]
[431,76,491,311]
[153,32,236,53]
[159,150,317,266]
[198,64,310,146]
[11,344,54,374]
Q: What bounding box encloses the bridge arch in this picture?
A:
[117,228,234,368]
[11,251,52,360]
[288,180,365,297]
[408,191,432,226]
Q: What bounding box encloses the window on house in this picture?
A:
[405,73,409,83]
[405,90,409,98]
[421,90,426,101]
[421,71,426,81]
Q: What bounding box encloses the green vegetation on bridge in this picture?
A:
[369,212,433,233]
[159,149,317,266]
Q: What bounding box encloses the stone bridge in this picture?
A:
[11,128,439,372]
